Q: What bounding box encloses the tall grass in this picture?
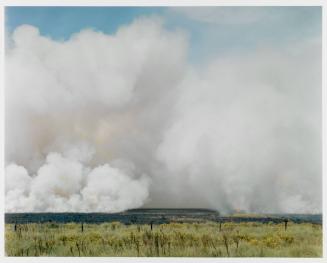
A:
[5,221,322,257]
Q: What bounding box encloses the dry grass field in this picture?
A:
[5,221,322,257]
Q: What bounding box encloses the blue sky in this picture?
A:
[5,6,322,63]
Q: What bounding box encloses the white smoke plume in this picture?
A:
[156,43,322,214]
[6,147,149,212]
[5,17,321,213]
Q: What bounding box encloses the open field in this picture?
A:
[5,221,322,257]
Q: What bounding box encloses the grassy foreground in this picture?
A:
[5,221,322,257]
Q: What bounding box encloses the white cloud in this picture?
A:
[169,7,271,25]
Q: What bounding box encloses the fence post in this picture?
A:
[284,219,288,231]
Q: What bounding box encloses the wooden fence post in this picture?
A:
[284,219,288,231]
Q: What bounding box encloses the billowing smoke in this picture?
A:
[6,148,149,212]
[156,44,322,213]
[5,17,321,213]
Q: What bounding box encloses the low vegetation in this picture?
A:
[5,221,322,257]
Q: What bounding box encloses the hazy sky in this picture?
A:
[6,6,321,63]
[5,7,322,214]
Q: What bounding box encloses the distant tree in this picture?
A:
[131,216,137,224]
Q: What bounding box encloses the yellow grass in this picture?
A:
[5,221,322,257]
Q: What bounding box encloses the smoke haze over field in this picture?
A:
[5,14,322,213]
